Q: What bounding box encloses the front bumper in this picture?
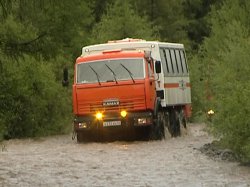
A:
[74,111,153,131]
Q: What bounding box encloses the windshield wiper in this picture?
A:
[88,65,101,85]
[105,64,118,84]
[120,63,135,83]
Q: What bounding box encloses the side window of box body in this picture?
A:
[159,47,189,76]
[159,48,168,75]
[159,48,175,75]
[175,50,184,74]
[165,49,174,75]
[180,50,189,75]
[170,49,178,75]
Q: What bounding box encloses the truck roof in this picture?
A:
[76,50,145,64]
[81,39,184,57]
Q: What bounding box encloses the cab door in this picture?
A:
[145,59,156,110]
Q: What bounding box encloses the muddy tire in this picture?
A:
[169,109,181,137]
[162,111,170,139]
[150,111,165,140]
[179,109,187,129]
[134,126,151,141]
[76,132,86,143]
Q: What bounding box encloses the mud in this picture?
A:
[1,124,250,187]
[198,141,239,162]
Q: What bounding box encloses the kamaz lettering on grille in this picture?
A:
[103,99,120,106]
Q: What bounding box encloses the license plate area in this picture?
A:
[103,121,121,127]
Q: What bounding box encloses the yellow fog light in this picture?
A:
[95,112,103,120]
[120,110,127,118]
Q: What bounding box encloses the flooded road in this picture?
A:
[1,124,250,187]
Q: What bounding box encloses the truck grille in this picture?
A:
[78,97,146,114]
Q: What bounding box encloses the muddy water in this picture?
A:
[0,124,249,187]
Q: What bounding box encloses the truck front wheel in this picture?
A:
[76,131,98,142]
[150,111,165,140]
[76,131,85,143]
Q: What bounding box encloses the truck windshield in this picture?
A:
[77,58,144,84]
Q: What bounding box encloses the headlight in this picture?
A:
[120,110,127,118]
[95,112,103,120]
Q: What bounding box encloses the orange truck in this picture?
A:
[71,39,191,142]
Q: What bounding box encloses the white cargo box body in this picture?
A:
[81,39,191,107]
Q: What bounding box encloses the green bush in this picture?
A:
[0,55,71,139]
[192,0,250,162]
[211,39,250,162]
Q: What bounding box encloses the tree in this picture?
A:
[87,0,115,23]
[0,0,93,139]
[192,0,250,162]
[90,0,159,44]
[130,0,189,46]
[0,0,92,59]
[183,0,223,50]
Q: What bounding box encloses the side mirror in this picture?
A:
[155,61,161,74]
[62,67,69,87]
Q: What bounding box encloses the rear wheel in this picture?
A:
[168,108,181,137]
[162,111,170,138]
[179,108,187,129]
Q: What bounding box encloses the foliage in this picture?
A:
[0,0,92,59]
[0,54,72,139]
[0,0,92,139]
[182,0,223,50]
[129,0,189,48]
[188,54,208,122]
[90,0,159,44]
[193,0,250,162]
[87,0,115,23]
